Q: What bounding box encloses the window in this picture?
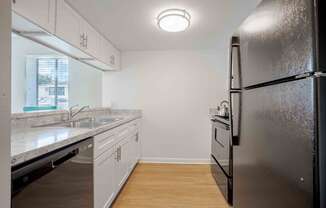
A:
[25,57,69,110]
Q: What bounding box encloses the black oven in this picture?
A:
[210,118,232,205]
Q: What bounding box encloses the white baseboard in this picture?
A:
[139,157,211,164]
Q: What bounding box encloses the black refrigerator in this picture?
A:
[231,0,326,207]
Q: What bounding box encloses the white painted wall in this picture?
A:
[69,60,103,108]
[11,35,103,112]
[0,0,11,207]
[103,50,228,163]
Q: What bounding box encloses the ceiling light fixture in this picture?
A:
[157,9,191,32]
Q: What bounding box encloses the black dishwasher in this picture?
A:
[11,138,94,208]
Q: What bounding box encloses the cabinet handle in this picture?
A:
[85,34,88,48]
[115,150,118,161]
[119,146,122,161]
[117,146,121,161]
[80,33,85,48]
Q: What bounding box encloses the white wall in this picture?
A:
[11,35,103,112]
[0,0,11,207]
[69,60,103,108]
[103,50,228,163]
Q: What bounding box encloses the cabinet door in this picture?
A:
[135,133,141,163]
[83,22,100,58]
[56,0,83,49]
[109,45,120,70]
[115,139,131,190]
[12,0,56,33]
[98,36,109,64]
[94,148,116,208]
[129,134,140,169]
[99,36,120,70]
[107,44,120,70]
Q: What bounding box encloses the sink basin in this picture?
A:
[97,117,122,124]
[71,117,124,128]
[33,116,124,129]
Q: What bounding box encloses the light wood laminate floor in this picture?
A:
[112,163,229,208]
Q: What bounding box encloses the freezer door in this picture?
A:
[239,0,316,87]
[234,78,316,208]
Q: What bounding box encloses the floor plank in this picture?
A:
[112,163,229,208]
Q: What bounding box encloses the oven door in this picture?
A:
[211,121,231,176]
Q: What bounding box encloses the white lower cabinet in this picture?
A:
[130,134,140,169]
[94,120,141,208]
[94,148,116,208]
[115,138,131,190]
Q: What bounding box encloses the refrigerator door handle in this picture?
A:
[229,91,241,146]
[229,37,241,91]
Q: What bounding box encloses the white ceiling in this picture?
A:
[66,0,261,51]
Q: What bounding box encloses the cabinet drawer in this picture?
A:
[115,126,131,140]
[94,130,117,158]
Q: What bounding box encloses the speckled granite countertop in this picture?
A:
[11,115,141,166]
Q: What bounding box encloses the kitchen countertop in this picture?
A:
[11,115,141,167]
[209,108,230,125]
[210,115,230,125]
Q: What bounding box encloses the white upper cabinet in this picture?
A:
[82,21,100,58]
[12,0,120,70]
[56,0,100,59]
[99,36,121,70]
[111,44,121,70]
[12,0,56,34]
[56,0,83,49]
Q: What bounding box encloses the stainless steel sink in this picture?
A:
[33,116,124,129]
[71,117,124,128]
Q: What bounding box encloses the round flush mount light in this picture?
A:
[157,9,191,32]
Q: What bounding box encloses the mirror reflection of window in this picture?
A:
[25,57,69,111]
[12,33,103,113]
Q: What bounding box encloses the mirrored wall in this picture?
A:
[12,33,103,113]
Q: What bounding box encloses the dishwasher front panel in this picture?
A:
[12,139,94,208]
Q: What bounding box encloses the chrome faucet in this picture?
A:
[68,105,90,120]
